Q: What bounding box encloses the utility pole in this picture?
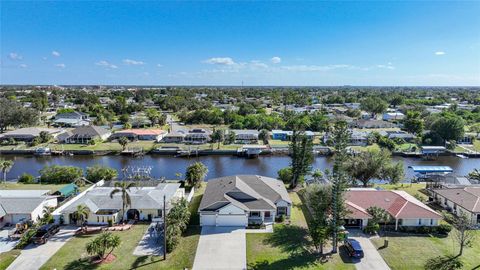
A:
[163,194,167,260]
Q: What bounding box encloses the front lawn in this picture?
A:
[0,182,90,193]
[246,192,355,270]
[0,250,21,270]
[371,230,480,270]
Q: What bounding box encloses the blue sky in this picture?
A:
[1,1,479,86]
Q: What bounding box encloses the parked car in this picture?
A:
[32,224,60,244]
[344,238,364,258]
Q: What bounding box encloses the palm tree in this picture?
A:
[73,204,90,231]
[0,160,14,183]
[258,129,269,145]
[109,181,136,222]
[185,162,208,188]
[86,232,121,261]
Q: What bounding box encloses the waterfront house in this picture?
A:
[53,111,91,127]
[271,130,314,141]
[161,131,186,143]
[57,126,111,144]
[430,187,480,226]
[382,112,405,121]
[380,130,416,142]
[184,129,212,144]
[0,127,62,142]
[349,119,396,129]
[111,129,168,142]
[229,129,259,144]
[198,175,291,227]
[323,130,368,146]
[0,190,58,228]
[59,182,185,225]
[344,189,442,230]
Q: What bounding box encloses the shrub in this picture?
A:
[364,223,380,234]
[86,165,118,182]
[277,167,293,184]
[16,228,37,249]
[39,165,83,184]
[275,214,285,223]
[437,224,452,235]
[18,173,35,184]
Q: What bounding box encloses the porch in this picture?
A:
[248,211,275,225]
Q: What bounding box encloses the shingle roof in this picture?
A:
[199,175,291,212]
[0,197,47,214]
[345,190,441,219]
[70,126,110,137]
[433,187,480,212]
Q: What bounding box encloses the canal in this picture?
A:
[1,155,478,182]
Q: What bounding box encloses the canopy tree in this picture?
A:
[0,98,38,133]
[288,114,313,188]
[304,184,332,254]
[360,97,388,118]
[86,165,118,182]
[430,115,465,143]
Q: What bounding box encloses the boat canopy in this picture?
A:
[408,166,453,173]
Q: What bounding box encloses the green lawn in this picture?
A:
[349,143,380,152]
[371,230,480,270]
[0,250,21,270]
[375,183,428,201]
[188,183,206,225]
[0,182,90,193]
[395,143,418,152]
[246,192,355,270]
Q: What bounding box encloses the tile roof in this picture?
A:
[433,187,480,212]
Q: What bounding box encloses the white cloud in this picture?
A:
[270,56,281,64]
[52,51,61,57]
[157,64,163,68]
[203,57,236,65]
[250,60,268,69]
[8,52,23,60]
[376,64,395,70]
[435,51,446,55]
[96,60,118,69]
[123,59,145,65]
[55,63,66,68]
[19,64,28,68]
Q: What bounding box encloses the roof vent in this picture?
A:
[385,198,390,202]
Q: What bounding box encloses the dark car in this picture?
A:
[344,238,364,258]
[32,224,60,244]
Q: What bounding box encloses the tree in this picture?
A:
[39,165,83,184]
[0,160,14,183]
[38,131,53,143]
[468,169,480,181]
[330,121,351,253]
[211,129,224,149]
[109,182,136,222]
[225,131,236,145]
[0,98,38,133]
[258,129,269,144]
[118,136,129,151]
[86,165,118,182]
[288,115,314,188]
[403,111,424,135]
[430,115,465,143]
[86,232,121,261]
[424,254,464,270]
[470,123,480,137]
[366,206,391,233]
[185,162,208,188]
[453,213,476,257]
[304,184,332,254]
[389,94,404,108]
[166,198,191,251]
[360,97,388,118]
[72,204,90,230]
[346,149,404,187]
[277,167,293,184]
[145,108,164,126]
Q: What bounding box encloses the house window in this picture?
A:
[264,211,271,218]
[97,216,99,223]
[158,210,162,217]
[477,214,480,224]
[277,207,287,216]
[418,219,422,225]
[249,212,261,217]
[430,219,434,225]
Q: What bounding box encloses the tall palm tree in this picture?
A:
[109,181,136,222]
[73,204,90,231]
[0,160,14,183]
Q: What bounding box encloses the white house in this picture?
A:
[199,175,291,227]
[383,112,405,121]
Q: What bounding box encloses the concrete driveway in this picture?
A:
[193,226,246,270]
[349,235,390,270]
[7,226,78,270]
[0,228,19,253]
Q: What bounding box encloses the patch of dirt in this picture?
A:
[91,254,116,265]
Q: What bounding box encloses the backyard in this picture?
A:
[246,192,355,270]
[0,182,91,193]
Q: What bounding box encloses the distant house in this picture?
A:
[184,129,212,144]
[162,131,186,143]
[457,133,478,144]
[0,190,58,228]
[199,175,291,227]
[383,112,405,121]
[271,130,314,141]
[58,182,184,225]
[58,126,111,144]
[380,131,416,142]
[344,189,442,230]
[111,129,168,142]
[323,130,368,146]
[230,129,259,144]
[349,119,396,129]
[0,127,62,142]
[53,111,91,127]
[430,187,480,226]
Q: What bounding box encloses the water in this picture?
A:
[1,155,478,182]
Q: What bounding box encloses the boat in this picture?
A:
[34,147,51,156]
[456,154,468,159]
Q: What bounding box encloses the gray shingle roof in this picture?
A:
[0,197,46,214]
[199,175,291,212]
[433,187,480,212]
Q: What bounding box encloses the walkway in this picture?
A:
[7,226,78,270]
[193,226,246,270]
[350,235,391,270]
[133,222,164,256]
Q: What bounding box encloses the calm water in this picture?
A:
[1,155,478,182]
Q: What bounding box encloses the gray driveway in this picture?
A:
[7,226,77,270]
[350,235,391,270]
[193,226,246,270]
[133,222,164,256]
[0,228,19,253]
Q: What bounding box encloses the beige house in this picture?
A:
[430,187,480,226]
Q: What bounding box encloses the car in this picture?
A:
[32,224,60,244]
[344,238,364,258]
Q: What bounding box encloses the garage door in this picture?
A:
[200,214,216,226]
[11,214,30,224]
[216,215,247,227]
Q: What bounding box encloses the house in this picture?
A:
[161,131,186,143]
[53,111,91,127]
[457,133,478,144]
[59,182,185,225]
[0,190,58,228]
[57,126,111,144]
[383,112,405,121]
[271,130,314,141]
[52,183,79,202]
[229,129,259,144]
[323,130,368,146]
[349,119,396,129]
[430,187,480,226]
[380,130,416,142]
[421,146,447,155]
[344,189,442,230]
[0,127,62,142]
[111,129,168,142]
[184,129,212,144]
[198,175,292,227]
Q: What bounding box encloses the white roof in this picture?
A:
[0,190,50,197]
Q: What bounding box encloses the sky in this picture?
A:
[1,1,480,86]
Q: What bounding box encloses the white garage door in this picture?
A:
[11,214,30,224]
[216,214,247,227]
[200,214,216,226]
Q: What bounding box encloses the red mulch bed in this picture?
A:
[91,254,116,265]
